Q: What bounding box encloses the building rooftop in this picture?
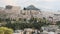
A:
[25,5,40,10]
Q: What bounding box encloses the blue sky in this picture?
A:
[0,0,60,11]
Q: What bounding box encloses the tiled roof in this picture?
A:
[25,5,40,10]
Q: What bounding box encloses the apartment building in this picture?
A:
[0,5,60,22]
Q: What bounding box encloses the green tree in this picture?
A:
[56,21,60,25]
[0,30,4,34]
[5,17,50,31]
[0,27,13,34]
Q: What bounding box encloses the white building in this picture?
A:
[0,5,60,22]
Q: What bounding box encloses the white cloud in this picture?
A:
[0,0,60,11]
[42,0,56,2]
[0,0,18,6]
[38,0,60,2]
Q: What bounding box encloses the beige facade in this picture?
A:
[20,10,41,19]
[2,5,42,20]
[0,5,60,22]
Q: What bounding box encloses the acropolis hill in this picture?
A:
[0,5,60,22]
